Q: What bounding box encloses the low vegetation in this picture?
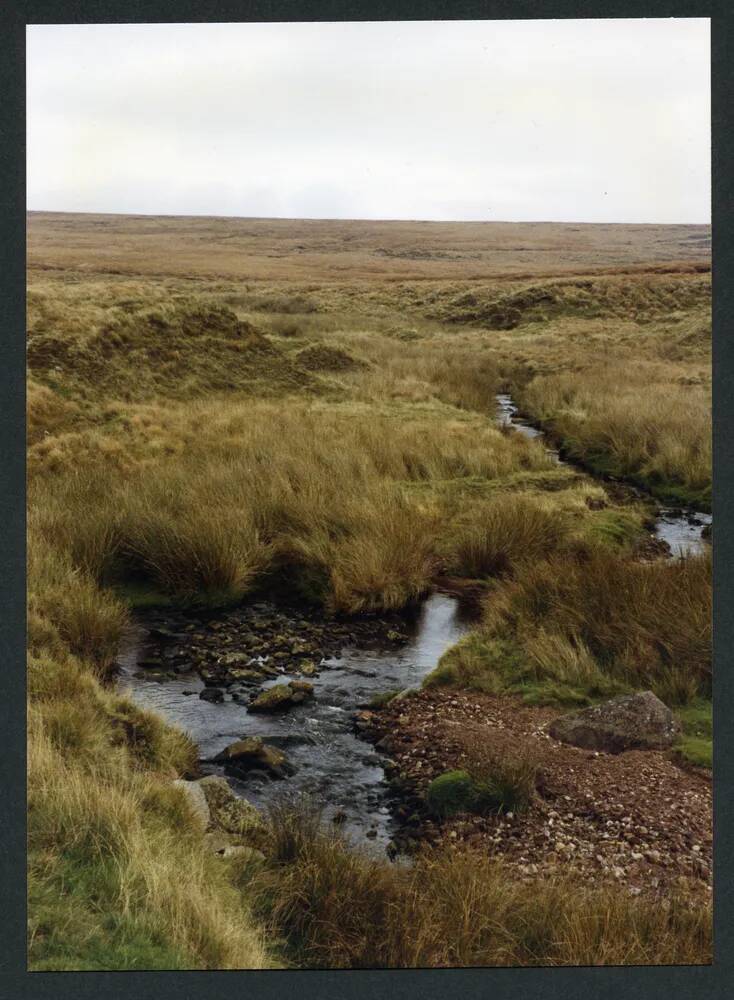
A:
[248,804,711,968]
[430,546,711,707]
[27,215,711,969]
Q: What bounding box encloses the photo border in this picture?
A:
[2,1,730,997]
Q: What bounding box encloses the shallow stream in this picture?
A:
[119,593,471,850]
[119,392,710,852]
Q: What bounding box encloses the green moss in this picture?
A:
[673,699,712,768]
[426,760,536,820]
[426,771,479,818]
[587,510,644,549]
[368,689,402,709]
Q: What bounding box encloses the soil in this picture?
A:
[361,688,712,899]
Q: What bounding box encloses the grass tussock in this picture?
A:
[518,359,711,508]
[27,233,711,970]
[431,547,711,706]
[30,398,558,611]
[250,804,711,968]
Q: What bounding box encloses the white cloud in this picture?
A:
[27,18,710,222]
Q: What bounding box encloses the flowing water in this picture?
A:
[118,394,709,852]
[495,393,711,557]
[119,593,472,850]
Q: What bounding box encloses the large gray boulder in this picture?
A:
[548,691,681,754]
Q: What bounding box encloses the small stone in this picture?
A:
[199,687,224,703]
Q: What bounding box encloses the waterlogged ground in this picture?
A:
[119,593,472,850]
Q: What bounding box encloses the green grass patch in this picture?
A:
[673,699,712,768]
[586,510,645,549]
[425,633,628,707]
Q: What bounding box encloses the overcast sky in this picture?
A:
[27,19,710,223]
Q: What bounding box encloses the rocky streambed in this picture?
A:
[117,393,710,863]
[119,593,473,851]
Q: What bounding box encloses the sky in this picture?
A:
[26,19,710,223]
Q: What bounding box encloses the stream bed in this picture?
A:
[118,392,710,854]
[119,593,472,850]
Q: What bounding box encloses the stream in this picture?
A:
[495,392,711,557]
[119,593,472,850]
[118,393,710,853]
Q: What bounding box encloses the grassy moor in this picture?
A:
[27,213,712,970]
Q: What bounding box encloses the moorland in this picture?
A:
[27,212,712,969]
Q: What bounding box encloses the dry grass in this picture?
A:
[26,214,711,970]
[431,546,711,706]
[250,804,711,968]
[27,560,270,969]
[28,212,710,280]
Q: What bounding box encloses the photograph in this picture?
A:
[25,16,712,971]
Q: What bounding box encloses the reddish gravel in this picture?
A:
[361,688,712,899]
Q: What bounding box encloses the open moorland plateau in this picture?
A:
[27,212,712,970]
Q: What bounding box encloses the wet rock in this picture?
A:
[247,681,314,713]
[138,656,165,669]
[212,736,294,780]
[549,691,681,754]
[196,775,267,837]
[199,687,224,704]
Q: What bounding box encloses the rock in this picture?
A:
[196,775,267,840]
[548,691,681,754]
[332,809,348,824]
[247,681,314,713]
[212,737,294,780]
[138,657,165,669]
[204,831,232,853]
[199,687,224,703]
[173,779,211,830]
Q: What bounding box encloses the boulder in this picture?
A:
[219,845,265,864]
[212,736,294,780]
[196,774,267,835]
[173,779,211,830]
[548,691,681,754]
[247,681,314,713]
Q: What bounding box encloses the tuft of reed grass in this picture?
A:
[250,803,711,968]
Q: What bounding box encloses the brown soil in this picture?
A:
[362,688,711,900]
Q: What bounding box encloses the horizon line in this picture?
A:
[26,208,712,227]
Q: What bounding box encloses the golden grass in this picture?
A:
[26,216,711,970]
[250,804,711,968]
[431,546,711,706]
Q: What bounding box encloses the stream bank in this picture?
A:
[495,393,711,557]
[117,392,710,858]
